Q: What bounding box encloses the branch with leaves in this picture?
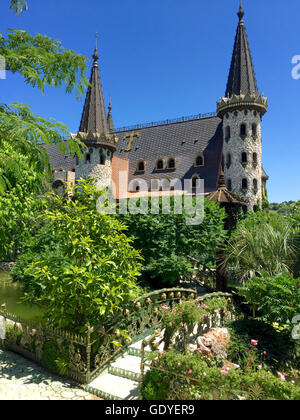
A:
[0,29,90,98]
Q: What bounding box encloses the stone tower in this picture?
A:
[217,1,268,210]
[75,38,118,189]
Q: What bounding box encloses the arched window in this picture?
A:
[253,153,258,166]
[226,153,231,169]
[192,175,200,189]
[151,179,159,191]
[137,160,145,172]
[242,178,248,190]
[100,154,105,165]
[195,154,204,167]
[167,158,175,169]
[225,126,231,141]
[227,179,232,191]
[252,123,257,136]
[156,159,164,170]
[241,152,247,163]
[240,124,247,136]
[253,179,258,190]
[85,153,91,164]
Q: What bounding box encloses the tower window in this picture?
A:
[227,179,232,191]
[85,153,91,164]
[240,124,247,137]
[241,152,247,163]
[226,153,231,169]
[253,153,258,166]
[156,159,164,170]
[253,179,258,190]
[168,158,175,169]
[225,126,231,141]
[252,124,257,136]
[100,154,105,165]
[242,178,248,190]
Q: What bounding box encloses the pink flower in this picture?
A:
[154,357,158,361]
[221,369,229,376]
[262,376,265,379]
[263,351,267,355]
[178,362,182,367]
[203,372,207,377]
[161,352,165,357]
[251,339,258,346]
[168,346,172,350]
[188,369,193,374]
[277,372,286,382]
[161,306,168,311]
[258,364,263,370]
[179,312,183,315]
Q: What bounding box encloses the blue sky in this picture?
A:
[1,0,300,203]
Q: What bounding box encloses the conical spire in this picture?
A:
[107,97,114,132]
[79,35,108,136]
[225,1,258,97]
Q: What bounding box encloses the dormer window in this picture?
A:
[195,154,204,167]
[167,158,175,169]
[137,160,145,172]
[156,159,164,170]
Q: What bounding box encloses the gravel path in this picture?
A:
[0,349,100,400]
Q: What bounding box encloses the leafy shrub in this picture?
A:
[238,271,300,326]
[141,350,300,400]
[227,319,300,371]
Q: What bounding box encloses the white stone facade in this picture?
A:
[222,109,263,210]
[75,147,112,189]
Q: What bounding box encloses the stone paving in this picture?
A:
[0,349,100,400]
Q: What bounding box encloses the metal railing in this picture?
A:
[114,112,217,133]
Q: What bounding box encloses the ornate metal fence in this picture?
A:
[140,292,235,397]
[0,287,197,384]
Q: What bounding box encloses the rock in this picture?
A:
[194,328,230,359]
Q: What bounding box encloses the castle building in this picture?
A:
[46,2,268,210]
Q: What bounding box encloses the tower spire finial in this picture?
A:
[93,32,99,61]
[238,0,244,22]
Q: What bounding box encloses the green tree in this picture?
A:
[120,198,226,287]
[223,211,298,282]
[18,179,142,331]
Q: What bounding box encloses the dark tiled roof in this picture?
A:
[78,43,108,135]
[114,116,223,193]
[225,3,258,97]
[43,143,75,172]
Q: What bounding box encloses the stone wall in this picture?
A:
[75,147,112,189]
[222,109,263,210]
